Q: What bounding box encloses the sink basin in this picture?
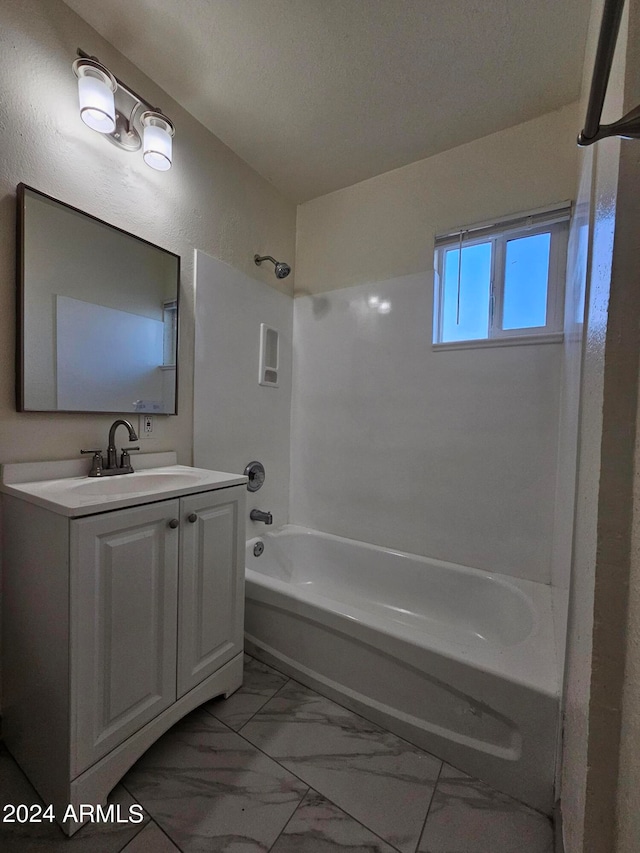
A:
[73,471,203,496]
[1,457,248,517]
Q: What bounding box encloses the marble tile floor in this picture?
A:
[0,654,553,853]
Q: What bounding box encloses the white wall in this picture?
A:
[0,0,295,467]
[291,275,562,582]
[193,252,293,532]
[296,104,579,297]
[610,4,640,848]
[559,132,608,852]
[617,370,640,852]
[292,106,579,584]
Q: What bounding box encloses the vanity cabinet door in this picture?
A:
[177,486,245,697]
[70,500,180,776]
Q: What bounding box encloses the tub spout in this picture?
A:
[250,509,273,525]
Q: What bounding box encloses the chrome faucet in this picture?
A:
[81,419,139,477]
[250,509,273,525]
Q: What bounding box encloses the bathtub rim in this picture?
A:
[245,524,560,699]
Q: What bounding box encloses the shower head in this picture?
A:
[274,261,291,279]
[254,254,291,279]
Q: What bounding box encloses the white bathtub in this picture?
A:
[244,525,560,814]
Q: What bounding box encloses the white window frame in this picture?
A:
[433,206,570,349]
[162,299,177,366]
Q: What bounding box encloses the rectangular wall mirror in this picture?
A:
[16,184,180,414]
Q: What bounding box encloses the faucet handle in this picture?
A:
[120,446,140,472]
[80,449,103,477]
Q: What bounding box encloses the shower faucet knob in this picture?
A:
[244,461,266,492]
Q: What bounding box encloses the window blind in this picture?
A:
[435,202,572,249]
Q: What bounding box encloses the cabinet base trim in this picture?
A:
[64,652,243,836]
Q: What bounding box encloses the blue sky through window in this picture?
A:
[502,233,550,330]
[442,242,491,341]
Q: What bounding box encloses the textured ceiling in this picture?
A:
[62,0,591,203]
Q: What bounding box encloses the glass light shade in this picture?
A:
[77,72,116,134]
[142,115,174,171]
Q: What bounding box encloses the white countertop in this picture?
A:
[1,452,247,517]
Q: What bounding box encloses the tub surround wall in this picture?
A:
[289,101,584,816]
[194,252,293,530]
[548,145,590,787]
[292,105,579,586]
[290,275,562,583]
[547,71,597,773]
[549,145,592,669]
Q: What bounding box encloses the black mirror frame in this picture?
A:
[16,183,180,415]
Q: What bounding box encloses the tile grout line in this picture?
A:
[228,711,410,853]
[244,651,287,674]
[120,782,185,853]
[265,784,313,852]
[266,780,408,853]
[154,818,187,853]
[202,673,292,731]
[413,758,444,853]
[117,816,185,853]
[234,674,293,732]
[116,819,148,853]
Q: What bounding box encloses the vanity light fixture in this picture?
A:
[140,112,174,171]
[72,48,175,171]
[73,59,117,133]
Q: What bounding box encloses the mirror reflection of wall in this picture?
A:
[18,185,179,414]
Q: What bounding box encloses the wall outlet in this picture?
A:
[139,414,154,439]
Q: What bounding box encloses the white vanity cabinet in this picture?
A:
[1,459,246,836]
[72,500,181,775]
[177,488,244,696]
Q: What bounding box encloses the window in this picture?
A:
[163,299,177,366]
[433,206,569,347]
